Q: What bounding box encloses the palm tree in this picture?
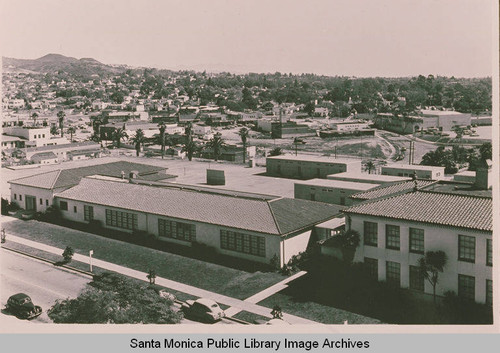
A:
[131,129,146,156]
[363,160,376,174]
[292,137,302,156]
[67,127,76,143]
[57,111,65,137]
[205,132,225,161]
[50,125,59,136]
[238,127,250,164]
[31,112,39,126]
[185,122,193,142]
[182,140,198,161]
[112,127,128,148]
[158,123,166,159]
[418,250,447,304]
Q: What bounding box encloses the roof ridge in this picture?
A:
[417,189,493,199]
[8,169,60,182]
[50,169,63,189]
[266,199,283,235]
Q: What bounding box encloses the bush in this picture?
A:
[440,291,493,324]
[269,254,280,271]
[62,246,75,263]
[1,198,9,216]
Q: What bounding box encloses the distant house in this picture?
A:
[294,179,379,206]
[381,164,445,180]
[30,152,58,165]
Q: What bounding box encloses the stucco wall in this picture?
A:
[10,184,55,213]
[267,159,361,179]
[294,183,360,205]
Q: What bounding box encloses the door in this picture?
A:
[25,195,36,211]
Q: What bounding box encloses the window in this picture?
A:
[386,261,400,287]
[364,257,378,280]
[487,239,492,266]
[486,280,493,306]
[458,235,475,263]
[73,206,77,213]
[84,205,94,221]
[386,225,400,250]
[40,198,43,205]
[409,265,424,291]
[220,230,265,257]
[14,194,16,200]
[60,200,68,211]
[158,219,196,242]
[363,221,378,246]
[19,195,22,201]
[409,228,424,254]
[46,200,49,206]
[105,209,138,230]
[458,274,475,301]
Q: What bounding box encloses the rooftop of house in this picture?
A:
[31,151,57,160]
[55,177,343,236]
[8,161,172,190]
[295,178,378,191]
[351,180,436,200]
[382,164,445,171]
[345,190,492,232]
[24,141,99,153]
[421,181,492,198]
[267,154,361,164]
[2,135,23,142]
[327,172,411,183]
[420,109,468,116]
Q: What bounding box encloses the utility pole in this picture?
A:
[89,250,94,272]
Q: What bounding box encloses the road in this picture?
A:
[0,249,91,323]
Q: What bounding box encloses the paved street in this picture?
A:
[0,249,91,323]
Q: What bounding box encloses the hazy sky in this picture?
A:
[0,0,495,77]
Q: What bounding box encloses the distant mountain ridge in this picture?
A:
[2,53,124,76]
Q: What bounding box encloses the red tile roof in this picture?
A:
[345,191,492,232]
[351,180,435,200]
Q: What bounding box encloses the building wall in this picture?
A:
[53,197,289,265]
[267,158,362,179]
[281,230,312,266]
[10,184,55,213]
[381,166,444,180]
[294,183,363,206]
[349,214,492,304]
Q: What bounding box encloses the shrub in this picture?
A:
[62,246,75,263]
[1,198,9,216]
[269,254,280,271]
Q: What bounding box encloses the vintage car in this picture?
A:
[6,293,42,320]
[181,298,225,323]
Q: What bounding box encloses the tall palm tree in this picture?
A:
[131,129,146,156]
[185,122,193,142]
[158,123,166,159]
[57,110,65,137]
[363,160,376,174]
[31,112,39,127]
[67,127,76,143]
[182,140,198,161]
[238,127,249,164]
[418,250,447,304]
[112,127,128,148]
[293,137,302,156]
[205,132,225,161]
[50,125,59,136]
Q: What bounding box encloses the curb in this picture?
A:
[1,245,94,278]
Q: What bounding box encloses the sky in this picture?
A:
[0,0,495,77]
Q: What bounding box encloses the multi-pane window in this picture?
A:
[363,221,378,246]
[105,209,138,230]
[386,225,400,250]
[458,274,475,301]
[220,230,265,257]
[364,257,378,280]
[158,219,196,242]
[386,261,400,287]
[84,205,94,221]
[409,228,424,254]
[487,239,492,266]
[409,265,424,291]
[458,235,475,263]
[45,200,49,206]
[60,200,68,211]
[486,280,493,306]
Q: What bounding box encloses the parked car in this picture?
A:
[6,293,42,320]
[181,298,225,323]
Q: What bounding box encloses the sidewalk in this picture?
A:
[4,234,319,325]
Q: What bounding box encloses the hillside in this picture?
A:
[2,54,125,77]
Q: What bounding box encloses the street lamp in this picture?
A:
[89,250,94,272]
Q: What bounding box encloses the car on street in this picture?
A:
[6,293,43,320]
[181,298,225,323]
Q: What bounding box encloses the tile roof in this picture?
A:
[345,191,492,232]
[8,161,168,189]
[351,180,435,200]
[55,178,342,235]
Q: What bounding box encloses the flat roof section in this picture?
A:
[267,154,361,164]
[295,179,378,191]
[383,164,445,171]
[327,172,411,183]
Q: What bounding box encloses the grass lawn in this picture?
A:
[2,219,285,300]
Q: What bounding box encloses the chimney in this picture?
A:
[475,159,492,190]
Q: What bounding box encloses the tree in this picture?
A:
[31,112,39,126]
[67,127,76,142]
[47,272,182,324]
[112,127,128,148]
[418,250,447,304]
[479,142,492,161]
[363,160,376,174]
[184,122,193,141]
[50,126,59,136]
[147,269,156,285]
[182,140,198,161]
[271,305,283,320]
[158,123,166,159]
[131,129,146,156]
[268,147,283,157]
[62,246,74,263]
[205,132,225,161]
[331,229,360,264]
[292,137,303,156]
[57,111,65,137]
[238,127,249,163]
